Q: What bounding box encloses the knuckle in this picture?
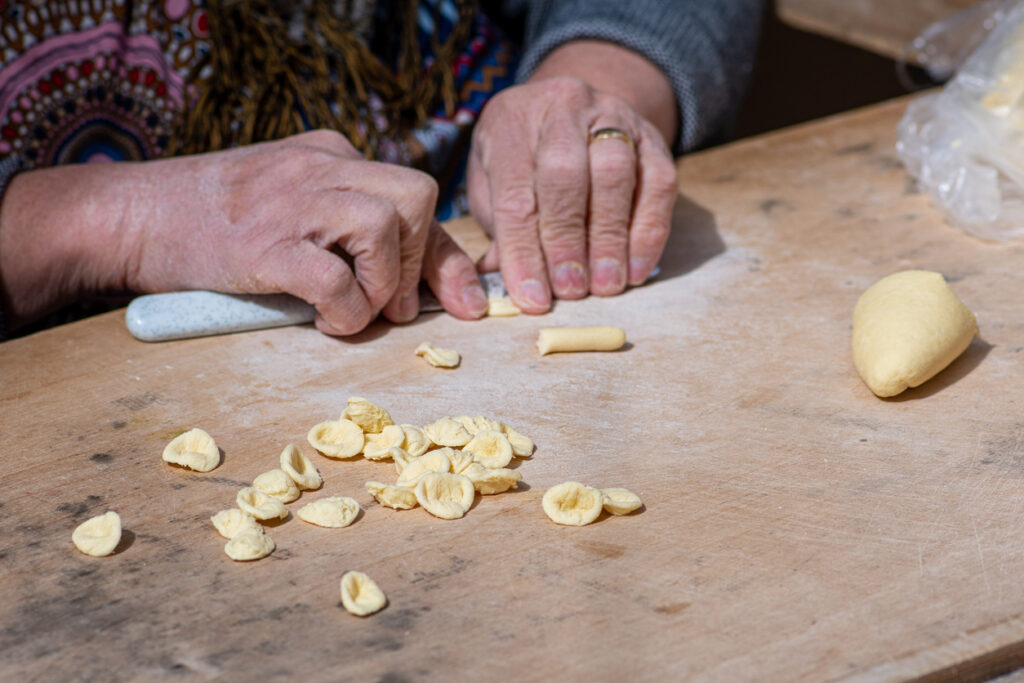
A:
[492,186,537,222]
[590,152,636,186]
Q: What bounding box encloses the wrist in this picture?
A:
[0,164,137,328]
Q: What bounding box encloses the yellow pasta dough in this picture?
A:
[236,487,289,521]
[536,326,627,355]
[71,511,122,557]
[224,527,275,561]
[542,481,604,526]
[343,397,394,433]
[210,508,261,539]
[297,497,360,528]
[422,417,472,447]
[414,472,476,520]
[415,341,461,368]
[365,481,419,510]
[600,488,643,515]
[280,444,322,490]
[852,270,978,397]
[307,419,364,459]
[463,429,513,469]
[253,468,301,503]
[362,425,405,461]
[340,571,387,616]
[162,428,220,472]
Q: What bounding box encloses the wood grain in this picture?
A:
[777,0,979,61]
[3,96,1024,681]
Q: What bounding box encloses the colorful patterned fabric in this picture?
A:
[0,0,519,216]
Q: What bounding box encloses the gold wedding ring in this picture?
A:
[588,127,634,150]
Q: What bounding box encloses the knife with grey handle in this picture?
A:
[125,268,657,341]
[125,271,509,342]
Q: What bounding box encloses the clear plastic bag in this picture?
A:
[897,0,1024,241]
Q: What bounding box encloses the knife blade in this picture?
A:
[124,268,656,342]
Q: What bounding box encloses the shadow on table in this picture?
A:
[654,192,726,282]
[885,336,993,402]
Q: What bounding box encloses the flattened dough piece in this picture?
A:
[280,444,323,490]
[297,497,360,528]
[237,487,289,521]
[72,511,122,556]
[852,270,978,397]
[308,419,364,459]
[422,417,472,447]
[414,472,476,520]
[343,397,394,433]
[601,487,643,515]
[224,528,275,561]
[365,481,419,510]
[542,481,604,526]
[211,508,261,539]
[253,468,301,503]
[487,296,521,317]
[162,428,220,472]
[415,342,461,368]
[340,571,387,616]
[363,424,405,461]
[463,429,514,469]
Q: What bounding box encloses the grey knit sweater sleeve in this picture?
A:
[498,0,765,154]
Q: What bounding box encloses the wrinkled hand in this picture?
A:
[122,130,487,335]
[467,76,678,314]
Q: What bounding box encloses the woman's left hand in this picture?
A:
[467,70,678,314]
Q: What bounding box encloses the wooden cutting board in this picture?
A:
[3,96,1024,681]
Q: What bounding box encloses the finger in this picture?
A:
[423,221,488,320]
[535,115,589,300]
[587,125,637,296]
[329,191,403,314]
[338,163,437,323]
[628,126,677,285]
[477,241,500,272]
[484,132,550,314]
[268,240,376,336]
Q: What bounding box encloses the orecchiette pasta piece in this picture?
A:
[297,497,361,528]
[224,527,275,561]
[542,482,604,526]
[462,464,522,495]
[365,481,419,510]
[253,468,301,503]
[340,571,387,616]
[307,419,364,459]
[415,342,461,368]
[503,425,535,458]
[447,449,475,475]
[390,447,413,475]
[414,472,476,520]
[601,488,644,515]
[399,424,430,457]
[422,417,472,447]
[343,397,394,434]
[71,511,122,557]
[280,444,322,490]
[363,424,405,461]
[236,487,289,521]
[211,508,261,539]
[463,429,513,469]
[454,415,504,435]
[396,449,453,488]
[162,428,220,472]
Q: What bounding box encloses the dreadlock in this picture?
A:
[173,0,478,158]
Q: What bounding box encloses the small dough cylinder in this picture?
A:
[536,326,626,356]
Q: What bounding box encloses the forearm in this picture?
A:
[0,164,135,329]
[528,40,678,146]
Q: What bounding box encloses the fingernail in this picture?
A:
[592,258,625,291]
[461,283,488,316]
[629,257,649,284]
[554,261,586,296]
[399,289,419,320]
[518,279,549,308]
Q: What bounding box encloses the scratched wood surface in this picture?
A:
[776,0,979,62]
[3,96,1024,682]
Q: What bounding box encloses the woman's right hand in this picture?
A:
[0,129,487,335]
